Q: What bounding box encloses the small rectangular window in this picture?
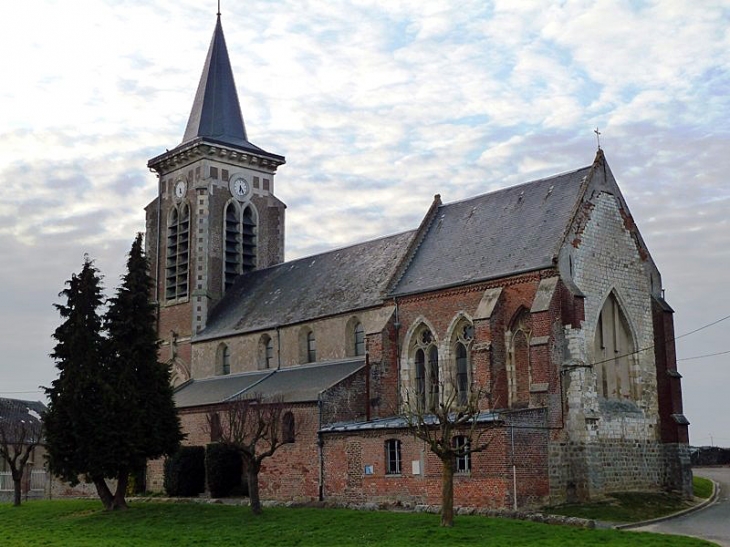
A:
[385,439,401,475]
[453,436,471,473]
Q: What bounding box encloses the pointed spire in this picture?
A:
[182,14,250,148]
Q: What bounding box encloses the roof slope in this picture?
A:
[390,165,592,296]
[198,230,415,340]
[0,398,45,442]
[174,359,365,408]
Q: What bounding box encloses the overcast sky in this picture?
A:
[1,0,728,447]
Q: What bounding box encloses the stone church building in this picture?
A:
[144,15,691,508]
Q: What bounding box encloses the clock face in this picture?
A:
[174,180,187,199]
[229,175,250,201]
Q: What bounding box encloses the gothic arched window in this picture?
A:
[165,203,190,300]
[594,292,635,399]
[452,320,474,406]
[507,309,531,408]
[410,325,439,412]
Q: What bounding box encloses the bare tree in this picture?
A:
[0,400,44,507]
[402,380,497,527]
[207,394,304,515]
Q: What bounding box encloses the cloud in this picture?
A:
[1,0,728,445]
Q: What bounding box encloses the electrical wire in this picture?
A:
[590,312,730,368]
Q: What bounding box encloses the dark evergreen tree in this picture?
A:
[103,233,183,509]
[44,256,117,507]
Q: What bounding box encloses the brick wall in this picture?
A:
[321,415,550,509]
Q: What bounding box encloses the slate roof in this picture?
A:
[0,398,45,443]
[320,411,501,433]
[197,230,415,341]
[390,165,592,296]
[179,15,280,160]
[174,359,365,408]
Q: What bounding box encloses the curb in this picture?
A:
[615,480,720,530]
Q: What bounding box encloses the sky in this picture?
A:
[0,0,728,447]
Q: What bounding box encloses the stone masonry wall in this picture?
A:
[555,188,665,502]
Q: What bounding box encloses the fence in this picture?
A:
[0,470,48,492]
[0,472,11,491]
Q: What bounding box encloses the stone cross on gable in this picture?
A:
[594,127,602,150]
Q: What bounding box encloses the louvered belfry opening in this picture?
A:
[224,203,257,292]
[224,202,241,290]
[241,205,256,272]
[166,204,190,300]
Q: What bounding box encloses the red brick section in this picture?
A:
[147,404,322,501]
[321,409,550,509]
[651,298,689,444]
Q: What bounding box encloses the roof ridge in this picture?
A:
[385,194,443,294]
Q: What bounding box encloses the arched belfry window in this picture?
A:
[594,292,635,399]
[165,203,190,300]
[507,309,531,408]
[410,325,439,412]
[223,201,257,292]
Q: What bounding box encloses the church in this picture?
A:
[143,14,691,508]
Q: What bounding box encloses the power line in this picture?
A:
[678,349,730,362]
[590,312,730,368]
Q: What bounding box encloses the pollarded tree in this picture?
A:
[208,394,302,515]
[44,256,117,507]
[0,399,44,506]
[103,233,183,509]
[403,379,498,527]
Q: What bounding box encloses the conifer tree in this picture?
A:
[103,233,183,509]
[45,240,183,511]
[44,256,117,506]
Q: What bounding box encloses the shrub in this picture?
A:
[164,446,206,497]
[206,443,244,498]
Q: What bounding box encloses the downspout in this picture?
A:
[153,171,162,334]
[317,395,324,501]
[276,325,282,370]
[365,353,371,422]
[511,424,517,510]
[393,296,401,407]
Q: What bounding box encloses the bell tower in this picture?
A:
[145,13,286,385]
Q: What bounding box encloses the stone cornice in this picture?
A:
[148,138,285,176]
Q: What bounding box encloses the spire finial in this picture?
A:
[594,127,602,150]
[217,0,221,16]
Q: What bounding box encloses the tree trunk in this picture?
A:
[440,457,455,527]
[92,476,114,510]
[247,466,262,515]
[111,470,129,510]
[12,477,21,507]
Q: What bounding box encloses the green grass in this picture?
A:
[545,491,695,524]
[693,476,714,499]
[0,499,715,546]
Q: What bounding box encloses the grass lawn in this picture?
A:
[547,476,716,525]
[693,476,714,499]
[0,499,716,547]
